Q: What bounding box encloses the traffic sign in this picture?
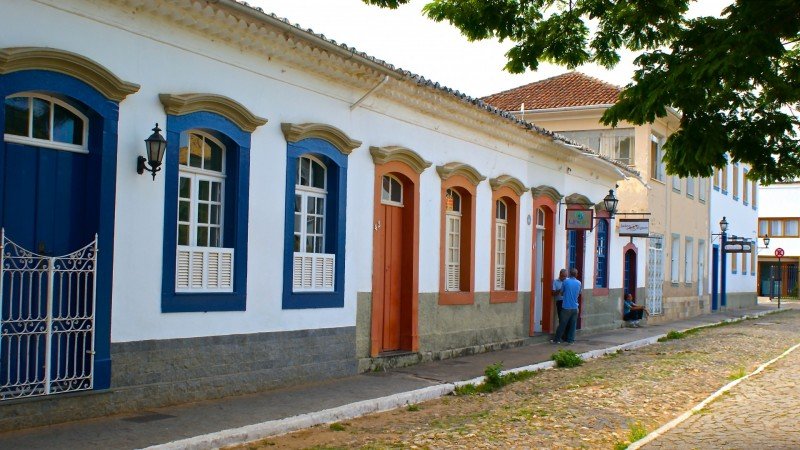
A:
[775,248,785,258]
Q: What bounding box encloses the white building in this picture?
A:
[1,0,639,429]
[757,182,799,298]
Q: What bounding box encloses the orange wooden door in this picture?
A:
[380,204,404,352]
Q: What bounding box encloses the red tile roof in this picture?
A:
[481,72,622,111]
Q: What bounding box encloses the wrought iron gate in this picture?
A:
[647,234,664,315]
[1,229,97,400]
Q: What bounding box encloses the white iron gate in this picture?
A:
[647,234,664,315]
[1,229,97,400]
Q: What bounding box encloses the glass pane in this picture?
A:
[382,176,391,201]
[197,226,208,247]
[307,196,316,214]
[315,217,324,233]
[210,228,221,247]
[199,180,209,201]
[294,235,301,252]
[452,191,461,212]
[759,220,768,236]
[294,213,301,233]
[179,177,191,199]
[4,97,30,137]
[299,157,310,186]
[178,200,190,222]
[211,182,221,202]
[198,203,209,224]
[210,205,220,225]
[294,194,302,213]
[206,138,223,172]
[189,134,203,168]
[305,236,314,253]
[391,178,402,203]
[771,220,782,236]
[306,216,315,233]
[31,98,50,140]
[315,237,323,253]
[311,160,325,189]
[179,145,188,166]
[53,103,82,145]
[178,224,190,246]
[786,220,798,236]
[316,197,324,213]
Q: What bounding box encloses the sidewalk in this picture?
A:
[0,304,782,450]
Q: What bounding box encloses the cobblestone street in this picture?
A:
[237,309,800,449]
[644,331,800,450]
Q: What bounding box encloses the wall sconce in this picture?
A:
[762,234,770,248]
[603,189,619,218]
[137,123,167,180]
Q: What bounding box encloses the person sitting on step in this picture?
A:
[623,293,646,327]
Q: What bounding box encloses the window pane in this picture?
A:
[306,216,315,233]
[211,182,221,203]
[294,235,301,252]
[316,197,325,213]
[196,226,208,247]
[771,220,783,236]
[198,203,209,224]
[210,228,221,247]
[759,220,768,236]
[178,224,190,246]
[178,200,190,222]
[4,97,29,137]
[294,213,301,233]
[179,145,189,166]
[31,98,50,140]
[391,178,402,203]
[210,205,220,225]
[205,138,223,172]
[315,236,323,253]
[199,180,209,201]
[311,160,325,189]
[307,196,315,214]
[294,194,302,213]
[315,217,324,233]
[53,103,83,145]
[382,176,391,201]
[189,134,203,168]
[299,157,310,186]
[785,220,798,236]
[179,177,191,199]
[305,236,314,253]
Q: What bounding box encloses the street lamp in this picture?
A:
[603,189,619,218]
[762,234,771,248]
[720,217,728,309]
[137,123,167,180]
[719,216,728,233]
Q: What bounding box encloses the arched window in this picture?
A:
[294,155,327,254]
[494,199,508,290]
[4,93,88,152]
[175,131,231,292]
[595,219,609,288]
[381,174,403,206]
[536,207,546,229]
[445,188,462,291]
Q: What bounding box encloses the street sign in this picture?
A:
[775,248,785,258]
[619,219,650,237]
[723,242,753,253]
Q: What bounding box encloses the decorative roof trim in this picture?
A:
[565,193,593,206]
[0,47,140,102]
[489,175,527,197]
[369,146,432,174]
[531,185,563,203]
[159,93,267,133]
[436,162,486,186]
[281,123,362,155]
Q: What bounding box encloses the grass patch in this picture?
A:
[552,349,583,368]
[328,422,346,432]
[728,367,747,381]
[405,403,420,412]
[658,330,686,342]
[453,363,537,395]
[613,421,648,449]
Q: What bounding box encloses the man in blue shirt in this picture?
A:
[553,268,581,344]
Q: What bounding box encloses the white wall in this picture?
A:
[758,183,800,258]
[5,0,629,342]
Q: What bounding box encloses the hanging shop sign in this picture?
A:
[723,240,753,253]
[618,218,650,237]
[565,209,593,230]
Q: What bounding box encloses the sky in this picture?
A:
[253,0,728,99]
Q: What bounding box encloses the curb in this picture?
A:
[146,308,781,450]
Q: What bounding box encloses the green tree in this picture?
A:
[363,0,800,183]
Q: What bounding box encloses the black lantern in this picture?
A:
[603,189,619,218]
[763,234,771,248]
[137,123,167,180]
[719,216,729,233]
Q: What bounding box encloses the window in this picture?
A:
[537,208,546,227]
[595,219,609,288]
[698,240,706,295]
[751,246,756,275]
[759,219,768,237]
[732,165,739,199]
[721,165,728,193]
[671,234,680,283]
[743,169,750,205]
[752,179,758,208]
[445,188,462,292]
[760,218,800,237]
[494,200,507,290]
[741,250,748,275]
[672,175,681,192]
[650,134,665,181]
[292,155,335,293]
[686,177,695,198]
[731,246,738,273]
[175,132,232,293]
[381,175,403,206]
[713,169,720,190]
[4,93,87,152]
[559,129,635,165]
[786,219,799,236]
[771,220,783,237]
[684,237,693,284]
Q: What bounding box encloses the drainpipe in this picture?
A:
[350,75,390,111]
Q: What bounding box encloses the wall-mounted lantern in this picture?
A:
[137,123,167,180]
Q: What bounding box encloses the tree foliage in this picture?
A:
[363,0,800,183]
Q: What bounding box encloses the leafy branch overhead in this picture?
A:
[363,0,800,183]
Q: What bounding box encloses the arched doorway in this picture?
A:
[531,185,559,336]
[623,246,638,298]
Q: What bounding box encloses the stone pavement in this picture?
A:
[643,336,800,450]
[0,304,783,450]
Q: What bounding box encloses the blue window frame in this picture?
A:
[567,229,578,271]
[595,219,609,288]
[282,138,348,309]
[161,111,251,312]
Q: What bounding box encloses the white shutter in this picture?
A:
[220,252,233,289]
[293,252,335,292]
[446,214,461,291]
[495,266,505,290]
[176,246,234,292]
[207,251,220,288]
[177,250,190,288]
[191,251,204,288]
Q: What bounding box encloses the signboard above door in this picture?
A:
[724,241,753,253]
[565,209,593,230]
[618,218,650,237]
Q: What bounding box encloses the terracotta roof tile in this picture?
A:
[481,72,622,111]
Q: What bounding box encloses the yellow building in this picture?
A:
[483,72,711,321]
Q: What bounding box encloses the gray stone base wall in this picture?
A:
[723,292,758,310]
[579,288,627,332]
[0,327,356,432]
